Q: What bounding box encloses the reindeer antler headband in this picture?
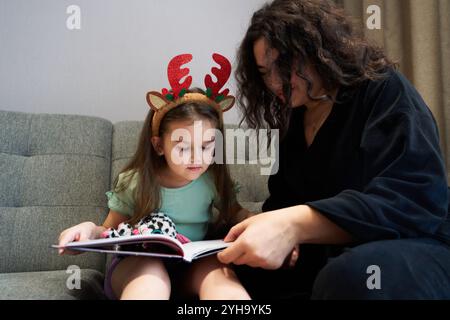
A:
[146,53,235,137]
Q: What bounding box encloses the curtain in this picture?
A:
[334,0,450,178]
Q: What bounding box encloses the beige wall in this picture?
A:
[0,0,267,125]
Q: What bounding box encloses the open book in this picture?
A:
[52,234,231,262]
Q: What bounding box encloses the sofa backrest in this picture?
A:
[110,121,143,188]
[0,110,111,273]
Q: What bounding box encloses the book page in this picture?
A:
[182,240,231,262]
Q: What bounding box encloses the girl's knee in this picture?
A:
[114,256,166,278]
[199,267,250,300]
[111,256,170,299]
[192,260,250,299]
[192,256,233,283]
[134,256,167,273]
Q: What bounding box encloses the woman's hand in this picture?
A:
[217,208,302,270]
[282,244,300,269]
[218,205,354,269]
[57,222,103,255]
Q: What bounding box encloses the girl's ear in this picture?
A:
[151,136,164,155]
[219,96,235,112]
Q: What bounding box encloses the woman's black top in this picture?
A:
[262,68,450,245]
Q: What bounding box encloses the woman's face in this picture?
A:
[253,37,324,108]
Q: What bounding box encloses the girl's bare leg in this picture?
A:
[187,255,251,300]
[111,256,171,300]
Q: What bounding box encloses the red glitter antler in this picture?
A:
[204,53,231,99]
[163,54,193,99]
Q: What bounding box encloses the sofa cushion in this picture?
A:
[229,164,269,207]
[0,207,107,273]
[0,111,112,273]
[110,121,142,186]
[0,269,106,300]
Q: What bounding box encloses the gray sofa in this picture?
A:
[0,110,269,300]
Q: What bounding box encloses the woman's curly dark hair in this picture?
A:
[236,0,397,137]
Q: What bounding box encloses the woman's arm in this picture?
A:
[288,205,355,244]
[217,204,354,269]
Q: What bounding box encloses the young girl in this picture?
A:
[57,54,253,300]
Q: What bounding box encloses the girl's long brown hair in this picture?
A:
[112,89,234,238]
[236,0,397,138]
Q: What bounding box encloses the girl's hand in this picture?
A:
[57,222,100,255]
[218,208,302,270]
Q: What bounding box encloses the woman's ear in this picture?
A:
[151,136,164,155]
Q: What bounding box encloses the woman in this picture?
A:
[218,0,450,299]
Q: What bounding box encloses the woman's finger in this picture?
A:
[223,221,247,243]
[288,245,300,268]
[217,241,246,264]
[233,253,251,266]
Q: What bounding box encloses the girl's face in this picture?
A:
[152,119,217,183]
[253,37,324,108]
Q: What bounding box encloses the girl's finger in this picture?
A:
[58,231,76,247]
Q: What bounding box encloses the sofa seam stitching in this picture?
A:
[0,152,109,160]
[0,205,108,209]
[17,115,33,207]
